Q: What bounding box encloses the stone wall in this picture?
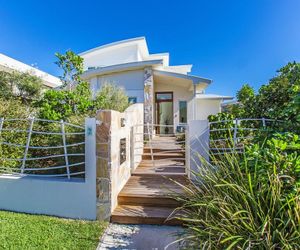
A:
[143,67,154,137]
[95,104,144,220]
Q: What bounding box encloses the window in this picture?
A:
[179,101,187,123]
[156,93,173,101]
[128,97,137,104]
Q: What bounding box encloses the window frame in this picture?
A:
[178,100,187,124]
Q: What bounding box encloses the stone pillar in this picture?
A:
[144,67,154,138]
[95,110,111,221]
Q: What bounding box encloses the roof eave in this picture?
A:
[81,59,163,79]
[153,70,212,85]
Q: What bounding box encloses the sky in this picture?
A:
[1,0,300,97]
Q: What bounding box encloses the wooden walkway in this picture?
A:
[111,136,188,225]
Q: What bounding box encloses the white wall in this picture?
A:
[196,99,221,120]
[0,176,96,220]
[89,70,145,103]
[188,120,209,180]
[82,45,140,70]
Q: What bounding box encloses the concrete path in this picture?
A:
[97,223,185,250]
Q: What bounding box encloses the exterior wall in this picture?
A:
[195,99,222,120]
[0,176,96,220]
[188,120,209,180]
[154,82,194,130]
[0,118,97,220]
[82,45,140,70]
[89,70,145,102]
[96,104,143,218]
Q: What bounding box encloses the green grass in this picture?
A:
[0,210,108,250]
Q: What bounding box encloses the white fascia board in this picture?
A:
[81,59,163,79]
[79,37,149,58]
[196,94,234,100]
[153,70,212,85]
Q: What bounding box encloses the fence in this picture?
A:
[208,118,285,155]
[0,117,85,179]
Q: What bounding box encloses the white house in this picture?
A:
[80,37,232,134]
[0,53,61,88]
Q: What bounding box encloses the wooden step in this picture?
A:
[118,193,181,207]
[111,205,182,225]
[142,153,185,160]
[143,147,185,154]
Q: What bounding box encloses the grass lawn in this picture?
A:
[0,210,108,250]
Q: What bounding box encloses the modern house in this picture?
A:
[80,37,232,134]
[0,53,61,88]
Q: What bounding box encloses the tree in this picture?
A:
[55,50,84,89]
[0,70,43,102]
[94,83,129,112]
[225,62,300,125]
[38,82,92,121]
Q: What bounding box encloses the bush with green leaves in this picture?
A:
[0,70,43,102]
[245,132,300,196]
[174,138,300,249]
[93,83,129,112]
[225,62,300,133]
[37,82,93,121]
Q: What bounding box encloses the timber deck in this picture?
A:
[111,136,188,225]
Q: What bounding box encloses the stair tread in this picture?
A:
[112,205,175,218]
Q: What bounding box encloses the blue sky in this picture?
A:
[1,0,300,96]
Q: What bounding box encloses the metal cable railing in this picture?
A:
[0,117,85,179]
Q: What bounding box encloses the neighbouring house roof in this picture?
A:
[196,94,234,100]
[0,53,61,88]
[81,59,163,79]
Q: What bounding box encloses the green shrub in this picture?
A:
[37,82,93,121]
[175,136,300,249]
[93,83,129,112]
[0,70,43,102]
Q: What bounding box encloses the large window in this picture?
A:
[179,100,187,123]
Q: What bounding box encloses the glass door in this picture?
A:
[155,92,173,135]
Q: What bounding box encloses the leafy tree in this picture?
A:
[94,83,129,112]
[55,50,84,89]
[225,62,300,126]
[38,82,92,121]
[0,70,43,102]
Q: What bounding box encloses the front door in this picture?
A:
[155,92,173,135]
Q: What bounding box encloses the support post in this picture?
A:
[147,123,155,169]
[61,120,70,179]
[233,118,238,149]
[130,126,135,172]
[185,126,191,178]
[21,117,34,174]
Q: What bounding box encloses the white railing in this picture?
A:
[208,118,285,155]
[0,117,85,179]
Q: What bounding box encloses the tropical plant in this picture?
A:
[174,143,300,249]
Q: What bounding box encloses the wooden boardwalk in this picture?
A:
[111,136,188,225]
